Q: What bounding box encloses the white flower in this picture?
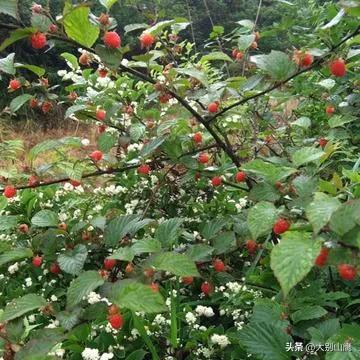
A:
[210,334,230,348]
[87,292,101,304]
[8,262,19,274]
[81,138,90,146]
[185,312,197,325]
[25,277,32,287]
[59,213,68,222]
[55,349,65,357]
[50,295,58,302]
[100,353,114,360]
[81,348,100,360]
[63,182,74,191]
[28,315,36,323]
[195,305,214,318]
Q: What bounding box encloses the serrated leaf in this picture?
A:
[212,231,236,255]
[247,201,277,240]
[238,34,256,51]
[31,210,58,227]
[155,218,183,246]
[200,218,228,240]
[95,44,123,69]
[99,0,118,9]
[56,308,82,330]
[175,67,208,86]
[132,239,162,254]
[139,137,165,157]
[1,294,47,322]
[108,247,135,262]
[146,20,175,35]
[200,51,233,63]
[130,123,146,142]
[14,63,45,77]
[292,147,324,167]
[328,115,356,128]
[31,13,52,32]
[291,306,327,323]
[124,23,148,34]
[0,248,33,267]
[292,116,311,128]
[321,8,345,29]
[0,53,15,75]
[329,200,360,236]
[110,280,166,313]
[10,94,33,113]
[61,52,79,70]
[58,244,88,276]
[0,0,18,19]
[148,252,199,277]
[125,349,148,360]
[0,28,34,52]
[67,270,104,308]
[0,215,18,231]
[186,244,214,262]
[64,6,100,47]
[270,231,321,297]
[249,182,281,202]
[98,132,117,153]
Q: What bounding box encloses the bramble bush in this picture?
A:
[0,0,359,359]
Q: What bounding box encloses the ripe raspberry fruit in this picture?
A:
[29,98,38,108]
[50,262,61,274]
[137,164,151,175]
[49,24,58,33]
[326,105,335,115]
[300,52,313,67]
[232,49,239,59]
[9,79,21,91]
[150,282,159,293]
[90,150,103,162]
[32,255,43,267]
[79,52,90,66]
[208,102,219,113]
[140,32,155,49]
[18,224,29,234]
[28,175,39,187]
[273,218,290,235]
[319,138,328,149]
[198,153,209,164]
[235,171,246,183]
[338,264,357,281]
[96,109,106,121]
[246,239,258,254]
[125,262,134,273]
[108,304,119,315]
[70,179,81,187]
[3,185,17,198]
[98,124,106,133]
[41,101,52,113]
[315,248,329,267]
[193,132,202,144]
[236,52,244,61]
[201,281,212,296]
[181,276,194,285]
[103,31,121,49]
[108,313,124,329]
[213,259,225,272]
[58,222,67,231]
[104,258,116,270]
[329,58,346,77]
[98,69,108,78]
[30,32,47,49]
[211,176,222,187]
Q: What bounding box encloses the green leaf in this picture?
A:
[200,218,228,240]
[110,280,166,313]
[132,239,162,254]
[249,182,281,202]
[14,63,45,77]
[212,231,236,255]
[252,50,296,81]
[10,94,33,113]
[186,244,214,262]
[305,193,341,234]
[292,147,324,167]
[64,6,100,47]
[1,294,47,322]
[175,67,208,86]
[14,328,65,360]
[238,34,256,51]
[291,116,311,128]
[247,201,277,240]
[242,159,296,183]
[146,20,175,35]
[31,210,58,228]
[124,23,148,34]
[95,44,123,69]
[270,231,322,297]
[0,0,18,19]
[329,200,360,236]
[291,306,327,324]
[139,137,165,157]
[108,247,135,262]
[98,132,117,153]
[200,51,233,63]
[0,215,18,231]
[321,8,345,29]
[99,0,118,9]
[155,218,183,246]
[147,252,199,277]
[0,248,33,267]
[65,104,87,118]
[126,349,148,360]
[61,52,79,70]
[239,322,292,360]
[328,115,356,128]
[31,13,52,32]
[130,123,146,142]
[0,53,15,75]
[58,244,88,276]
[57,308,82,330]
[67,270,104,308]
[0,28,35,52]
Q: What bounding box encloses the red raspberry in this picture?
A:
[32,255,43,267]
[140,32,155,49]
[300,52,313,67]
[49,24,58,33]
[208,102,219,113]
[79,52,90,66]
[193,132,202,144]
[18,224,29,234]
[273,218,290,235]
[9,79,21,91]
[3,185,17,198]
[315,248,329,267]
[98,125,106,133]
[29,98,38,108]
[236,52,244,61]
[338,264,357,281]
[235,171,246,183]
[30,32,47,49]
[232,49,239,59]
[98,69,108,78]
[70,179,81,187]
[96,109,106,121]
[108,304,119,315]
[28,175,39,187]
[198,153,209,164]
[103,31,121,49]
[50,262,61,274]
[181,276,194,285]
[41,101,52,113]
[108,313,124,329]
[150,282,159,293]
[200,281,213,296]
[58,222,67,231]
[246,239,258,254]
[137,164,151,175]
[326,105,335,115]
[125,263,134,273]
[213,259,225,272]
[104,258,116,270]
[329,58,346,77]
[211,176,222,187]
[90,150,103,162]
[319,138,328,149]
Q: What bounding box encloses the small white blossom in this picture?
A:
[81,348,100,360]
[210,334,230,348]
